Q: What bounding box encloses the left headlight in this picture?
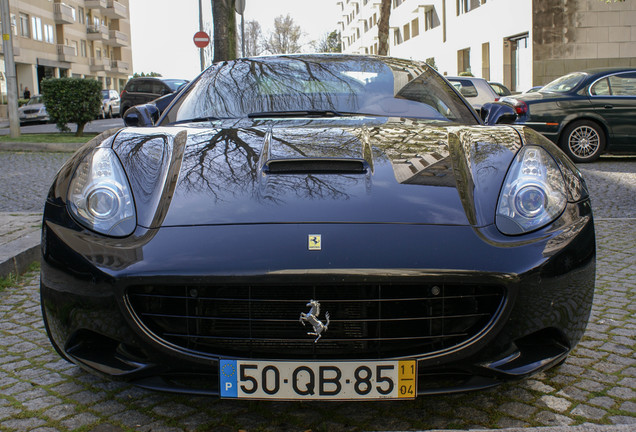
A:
[67,147,136,236]
[496,145,567,235]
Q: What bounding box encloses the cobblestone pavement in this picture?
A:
[0,220,633,432]
[578,157,636,219]
[0,154,635,431]
[0,152,70,212]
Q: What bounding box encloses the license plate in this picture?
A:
[26,114,37,118]
[220,359,416,400]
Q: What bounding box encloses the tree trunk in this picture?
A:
[75,122,85,137]
[212,0,237,62]
[377,0,391,56]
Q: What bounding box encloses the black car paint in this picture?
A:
[41,119,594,395]
[40,55,595,397]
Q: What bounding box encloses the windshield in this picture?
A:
[163,79,188,92]
[541,72,587,93]
[101,90,110,99]
[163,56,477,124]
[26,96,42,105]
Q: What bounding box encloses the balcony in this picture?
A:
[90,57,111,72]
[87,24,109,42]
[85,0,107,10]
[57,44,76,62]
[54,3,75,25]
[108,30,128,46]
[104,0,127,19]
[110,60,129,73]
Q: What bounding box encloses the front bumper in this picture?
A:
[40,200,595,396]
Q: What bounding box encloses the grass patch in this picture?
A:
[0,133,97,144]
[0,261,40,293]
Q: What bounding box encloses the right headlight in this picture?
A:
[67,147,136,237]
[496,145,567,235]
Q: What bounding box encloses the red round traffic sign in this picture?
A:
[193,31,210,48]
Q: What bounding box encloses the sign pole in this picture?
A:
[198,0,204,71]
[0,0,20,138]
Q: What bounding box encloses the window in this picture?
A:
[393,0,405,8]
[10,14,17,36]
[457,48,470,74]
[78,8,85,24]
[19,13,29,38]
[80,40,87,57]
[393,29,402,45]
[448,79,478,98]
[425,9,439,31]
[403,23,410,41]
[72,41,78,56]
[31,16,42,41]
[96,47,102,59]
[44,24,54,43]
[608,73,636,96]
[411,18,419,38]
[457,0,482,15]
[70,7,76,21]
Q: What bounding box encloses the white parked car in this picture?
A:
[446,76,500,111]
[100,89,121,118]
[18,95,49,124]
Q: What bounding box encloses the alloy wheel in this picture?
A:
[568,125,600,159]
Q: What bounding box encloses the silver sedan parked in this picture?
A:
[446,76,500,112]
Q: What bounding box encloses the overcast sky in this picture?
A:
[129,0,341,80]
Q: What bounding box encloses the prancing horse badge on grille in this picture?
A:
[299,300,330,342]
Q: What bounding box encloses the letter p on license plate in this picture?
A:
[220,359,416,400]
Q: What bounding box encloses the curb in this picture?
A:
[0,239,40,280]
[0,212,42,279]
[0,141,83,152]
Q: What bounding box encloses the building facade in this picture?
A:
[0,0,133,100]
[337,0,636,92]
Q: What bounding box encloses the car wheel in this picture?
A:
[560,120,605,163]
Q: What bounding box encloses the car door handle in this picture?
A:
[604,104,614,109]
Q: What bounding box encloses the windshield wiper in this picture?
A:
[247,110,346,118]
[169,116,221,125]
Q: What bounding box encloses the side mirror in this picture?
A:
[481,102,517,125]
[123,104,160,127]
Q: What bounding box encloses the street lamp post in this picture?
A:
[0,0,20,138]
[235,0,245,57]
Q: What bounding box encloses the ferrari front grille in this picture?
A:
[127,283,505,359]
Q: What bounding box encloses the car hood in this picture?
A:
[110,118,522,228]
[18,103,45,112]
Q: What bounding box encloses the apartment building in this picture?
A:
[338,0,636,92]
[0,0,133,99]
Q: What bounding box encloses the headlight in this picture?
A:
[67,147,136,236]
[496,146,567,235]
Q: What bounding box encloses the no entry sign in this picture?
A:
[193,31,210,48]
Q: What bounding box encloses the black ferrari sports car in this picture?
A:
[41,54,595,400]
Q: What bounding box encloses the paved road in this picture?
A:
[0,153,634,431]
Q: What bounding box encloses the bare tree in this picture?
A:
[263,14,302,54]
[212,0,237,62]
[313,30,341,53]
[243,20,262,56]
[377,0,391,55]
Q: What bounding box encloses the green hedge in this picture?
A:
[41,78,102,136]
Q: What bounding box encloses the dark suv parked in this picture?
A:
[120,77,188,114]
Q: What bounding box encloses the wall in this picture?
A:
[533,0,636,85]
